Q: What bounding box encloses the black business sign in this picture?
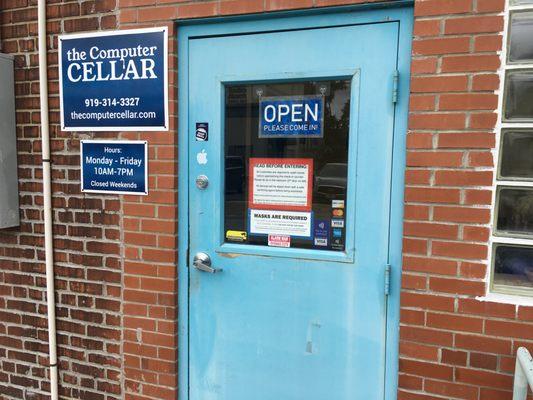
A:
[59,27,168,131]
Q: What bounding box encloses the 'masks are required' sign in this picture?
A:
[59,27,168,131]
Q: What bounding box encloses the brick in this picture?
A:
[411,75,468,93]
[400,359,454,380]
[404,204,431,219]
[456,368,513,389]
[403,237,428,254]
[427,312,484,333]
[400,342,439,361]
[415,0,472,16]
[445,16,504,34]
[438,132,495,149]
[405,187,461,203]
[405,168,432,186]
[429,276,486,295]
[411,57,438,74]
[403,256,457,276]
[409,113,466,130]
[468,151,493,167]
[442,55,500,72]
[404,221,458,239]
[440,94,498,111]
[441,348,468,365]
[433,206,491,224]
[220,0,264,15]
[456,334,512,354]
[413,37,470,55]
[424,379,478,400]
[434,170,493,186]
[470,352,498,370]
[469,112,498,129]
[413,19,441,37]
[474,34,503,52]
[409,95,436,111]
[463,226,490,242]
[485,320,533,340]
[402,274,427,290]
[477,0,505,13]
[401,292,455,312]
[432,241,488,260]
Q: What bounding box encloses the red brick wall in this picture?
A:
[1,0,532,400]
[402,1,533,400]
[0,2,123,400]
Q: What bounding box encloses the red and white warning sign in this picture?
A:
[268,234,291,248]
[249,157,313,212]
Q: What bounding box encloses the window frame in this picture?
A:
[490,0,533,297]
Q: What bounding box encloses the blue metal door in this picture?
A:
[181,7,411,400]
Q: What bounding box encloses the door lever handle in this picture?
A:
[193,252,221,274]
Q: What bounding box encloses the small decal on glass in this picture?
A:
[196,122,209,141]
[331,219,345,228]
[226,230,247,242]
[196,149,208,165]
[314,219,329,247]
[332,200,345,209]
[268,234,291,248]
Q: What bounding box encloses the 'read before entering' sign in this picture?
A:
[248,158,313,212]
[59,27,168,131]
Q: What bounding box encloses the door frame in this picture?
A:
[177,4,413,399]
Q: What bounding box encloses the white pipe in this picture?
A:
[513,347,533,400]
[37,1,58,399]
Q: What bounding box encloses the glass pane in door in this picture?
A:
[224,79,351,251]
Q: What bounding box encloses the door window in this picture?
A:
[224,79,351,251]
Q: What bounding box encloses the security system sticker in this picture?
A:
[314,219,329,247]
[196,122,208,141]
[59,27,168,131]
[259,96,324,138]
[226,230,247,242]
[268,234,291,248]
[331,219,345,228]
[332,200,345,209]
[249,209,312,238]
[81,140,148,195]
[249,158,313,211]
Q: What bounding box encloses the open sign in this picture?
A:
[259,96,324,138]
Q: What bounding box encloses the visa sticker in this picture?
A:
[226,230,247,242]
[331,219,344,228]
[314,237,328,246]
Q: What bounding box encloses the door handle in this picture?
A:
[193,252,222,274]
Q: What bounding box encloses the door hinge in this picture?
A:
[392,70,399,105]
[384,264,391,296]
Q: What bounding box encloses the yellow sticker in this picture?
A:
[226,230,247,242]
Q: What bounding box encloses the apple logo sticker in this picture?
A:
[197,149,208,165]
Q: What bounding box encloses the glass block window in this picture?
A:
[492,1,533,296]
